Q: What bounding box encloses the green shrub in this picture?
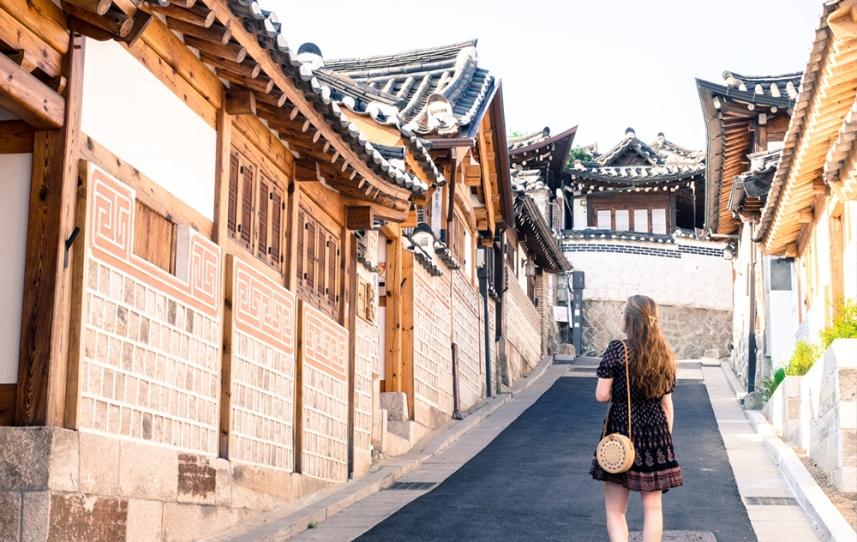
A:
[762,367,787,401]
[785,341,820,376]
[819,300,857,349]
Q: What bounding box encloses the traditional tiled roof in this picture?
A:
[222,0,430,195]
[729,149,780,216]
[514,193,570,272]
[566,128,704,189]
[595,128,662,166]
[696,70,800,234]
[649,133,705,165]
[755,0,857,248]
[511,169,548,193]
[508,125,578,185]
[324,40,498,138]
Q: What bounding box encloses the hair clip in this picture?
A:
[648,315,657,325]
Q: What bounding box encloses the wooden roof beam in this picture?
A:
[0,52,64,129]
[148,2,214,27]
[225,88,255,115]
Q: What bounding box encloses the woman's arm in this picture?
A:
[661,393,674,433]
[595,378,613,402]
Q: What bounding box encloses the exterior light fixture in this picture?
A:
[411,222,435,257]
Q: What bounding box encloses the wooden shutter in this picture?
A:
[134,200,175,273]
[257,175,269,259]
[317,228,328,311]
[227,151,239,237]
[327,236,339,311]
[305,214,316,293]
[239,162,254,248]
[296,208,305,293]
[271,188,283,268]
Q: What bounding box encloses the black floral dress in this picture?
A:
[589,340,683,492]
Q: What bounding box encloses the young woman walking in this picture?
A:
[590,295,683,542]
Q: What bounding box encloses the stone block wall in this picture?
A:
[580,300,732,359]
[79,167,222,454]
[799,339,857,492]
[534,272,559,356]
[299,303,349,483]
[228,257,296,471]
[413,264,454,426]
[353,266,378,476]
[502,265,542,385]
[452,270,484,411]
[0,427,334,541]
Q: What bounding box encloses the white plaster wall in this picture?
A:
[81,39,216,220]
[844,200,857,302]
[572,196,587,230]
[0,153,32,383]
[562,243,732,310]
[765,257,799,369]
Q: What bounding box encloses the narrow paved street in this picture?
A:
[279,363,791,542]
[355,373,754,541]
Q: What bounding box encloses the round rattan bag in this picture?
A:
[596,341,635,474]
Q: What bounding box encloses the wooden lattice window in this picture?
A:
[227,149,287,273]
[134,200,175,273]
[296,205,342,321]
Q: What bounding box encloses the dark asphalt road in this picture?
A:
[357,376,756,542]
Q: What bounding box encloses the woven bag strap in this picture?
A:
[600,340,633,440]
[623,341,632,440]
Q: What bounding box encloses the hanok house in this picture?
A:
[751,0,857,495]
[697,70,802,388]
[508,126,577,356]
[315,39,546,443]
[560,128,734,358]
[0,0,438,539]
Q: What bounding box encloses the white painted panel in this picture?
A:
[81,39,216,220]
[0,153,32,383]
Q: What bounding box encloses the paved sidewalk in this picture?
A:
[702,366,822,542]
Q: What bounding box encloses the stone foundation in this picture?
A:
[0,427,334,541]
[581,300,732,359]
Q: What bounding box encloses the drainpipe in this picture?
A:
[747,222,758,392]
[478,247,493,397]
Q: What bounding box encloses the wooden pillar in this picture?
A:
[829,203,844,325]
[401,250,414,418]
[213,103,232,244]
[15,33,85,426]
[345,232,358,476]
[382,224,402,393]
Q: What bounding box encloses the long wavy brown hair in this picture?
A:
[623,295,676,399]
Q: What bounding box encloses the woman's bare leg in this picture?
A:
[641,490,663,542]
[604,481,630,542]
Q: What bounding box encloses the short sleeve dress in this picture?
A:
[589,339,683,492]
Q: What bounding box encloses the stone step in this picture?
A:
[379,392,409,422]
[387,420,429,443]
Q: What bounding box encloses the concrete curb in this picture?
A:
[746,411,856,542]
[207,356,555,542]
[718,363,854,542]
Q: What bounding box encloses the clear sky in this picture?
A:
[268,0,822,151]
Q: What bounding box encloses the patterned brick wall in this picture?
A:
[413,264,453,415]
[353,268,377,467]
[79,166,221,455]
[503,265,541,370]
[452,271,483,410]
[229,257,296,470]
[300,303,349,482]
[488,299,497,392]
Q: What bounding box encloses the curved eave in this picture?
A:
[515,196,571,272]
